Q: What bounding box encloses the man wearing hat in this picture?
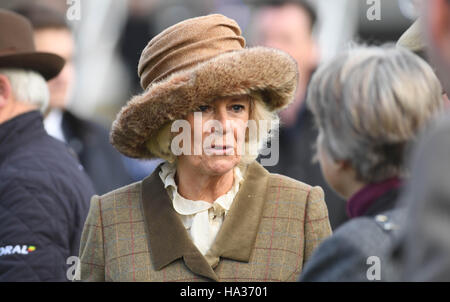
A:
[13,3,134,195]
[0,9,95,281]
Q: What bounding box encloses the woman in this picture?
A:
[299,46,444,281]
[78,14,331,282]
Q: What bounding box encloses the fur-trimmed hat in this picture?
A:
[111,14,298,159]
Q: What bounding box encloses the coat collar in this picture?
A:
[141,161,270,281]
[0,110,45,166]
[346,177,403,218]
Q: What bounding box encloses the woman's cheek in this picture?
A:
[443,93,450,109]
[234,121,248,154]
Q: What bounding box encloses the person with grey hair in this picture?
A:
[13,2,133,195]
[299,45,444,281]
[0,10,95,281]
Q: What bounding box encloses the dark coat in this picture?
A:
[264,106,348,230]
[299,186,405,282]
[0,111,95,281]
[392,114,450,281]
[61,110,132,195]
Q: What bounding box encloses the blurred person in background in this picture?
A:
[390,0,450,281]
[78,14,331,281]
[299,45,444,281]
[251,0,347,230]
[117,0,165,181]
[397,18,450,109]
[119,0,160,96]
[14,3,133,195]
[0,9,94,281]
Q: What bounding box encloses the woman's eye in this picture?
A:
[198,105,211,112]
[231,104,245,112]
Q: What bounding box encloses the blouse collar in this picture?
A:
[159,161,244,215]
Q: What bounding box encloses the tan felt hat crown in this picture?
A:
[111,14,298,159]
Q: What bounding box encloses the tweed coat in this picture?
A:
[78,161,331,281]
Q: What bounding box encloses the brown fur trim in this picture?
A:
[111,47,298,159]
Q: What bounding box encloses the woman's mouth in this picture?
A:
[206,144,234,155]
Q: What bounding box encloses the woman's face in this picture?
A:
[316,132,347,198]
[178,96,250,176]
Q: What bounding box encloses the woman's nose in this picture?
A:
[212,108,229,133]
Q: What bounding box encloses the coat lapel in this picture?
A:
[205,161,270,267]
[141,161,270,280]
[141,163,219,281]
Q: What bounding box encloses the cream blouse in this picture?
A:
[159,161,243,255]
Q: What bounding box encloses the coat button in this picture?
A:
[375,215,388,223]
[383,222,394,231]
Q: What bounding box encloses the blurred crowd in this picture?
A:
[1,0,450,282]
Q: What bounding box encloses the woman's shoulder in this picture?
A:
[94,181,143,209]
[266,171,319,195]
[263,172,326,207]
[246,161,322,198]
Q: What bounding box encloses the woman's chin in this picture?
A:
[202,156,240,175]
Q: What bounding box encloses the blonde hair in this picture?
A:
[146,91,279,164]
[307,45,444,183]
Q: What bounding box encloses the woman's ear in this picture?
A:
[0,74,12,109]
[337,159,350,169]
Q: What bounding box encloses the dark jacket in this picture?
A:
[392,114,450,281]
[0,111,95,281]
[61,110,132,195]
[264,106,348,230]
[299,183,405,282]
